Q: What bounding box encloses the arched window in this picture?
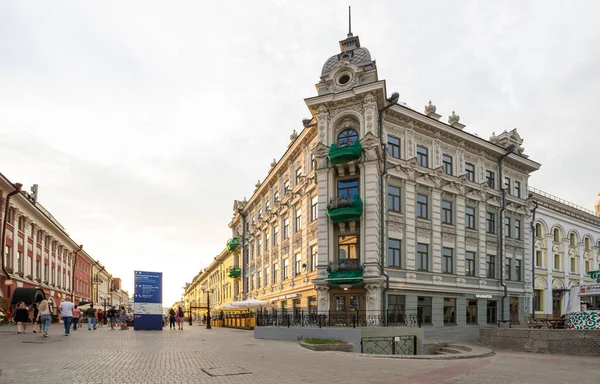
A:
[585,237,590,250]
[570,233,576,247]
[553,228,560,242]
[337,129,358,146]
[535,223,542,238]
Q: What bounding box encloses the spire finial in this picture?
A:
[348,6,352,37]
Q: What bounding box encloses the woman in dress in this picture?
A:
[14,302,29,334]
[176,306,185,330]
[36,299,52,337]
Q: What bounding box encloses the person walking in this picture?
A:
[58,297,75,336]
[36,300,52,337]
[72,305,81,330]
[168,308,176,330]
[14,302,29,334]
[176,306,185,330]
[86,304,97,330]
[107,306,117,330]
[97,308,104,327]
[31,303,41,333]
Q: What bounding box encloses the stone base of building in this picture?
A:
[479,327,600,356]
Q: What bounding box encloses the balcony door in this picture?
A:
[331,294,363,314]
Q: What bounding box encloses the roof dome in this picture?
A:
[321,47,372,76]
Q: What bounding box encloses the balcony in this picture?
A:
[326,196,363,223]
[327,259,364,285]
[327,141,362,165]
[227,237,240,252]
[228,267,241,279]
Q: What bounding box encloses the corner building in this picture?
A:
[230,30,541,327]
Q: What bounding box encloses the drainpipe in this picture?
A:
[498,144,515,323]
[1,183,23,280]
[378,92,399,318]
[237,209,247,300]
[71,245,83,301]
[530,198,538,320]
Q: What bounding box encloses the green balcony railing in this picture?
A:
[327,141,362,165]
[327,260,364,285]
[326,195,363,223]
[228,267,241,279]
[226,237,240,252]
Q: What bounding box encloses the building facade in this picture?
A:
[532,188,600,317]
[1,171,121,312]
[225,30,542,328]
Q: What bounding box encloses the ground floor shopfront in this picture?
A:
[0,276,75,313]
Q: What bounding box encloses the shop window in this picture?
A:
[417,297,432,324]
[534,290,543,312]
[466,299,478,324]
[443,298,456,325]
[486,301,497,324]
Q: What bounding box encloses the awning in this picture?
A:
[11,288,46,305]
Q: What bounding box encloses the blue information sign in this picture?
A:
[134,271,163,331]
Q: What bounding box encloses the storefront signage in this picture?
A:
[587,271,600,283]
[271,293,301,301]
[476,294,492,299]
[580,284,600,296]
[134,271,163,331]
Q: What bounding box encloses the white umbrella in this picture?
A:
[221,303,240,310]
[235,299,273,309]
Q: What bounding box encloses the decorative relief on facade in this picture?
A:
[365,284,380,307]
[406,273,417,280]
[442,232,455,243]
[417,228,430,240]
[407,128,415,158]
[433,275,443,284]
[416,220,432,230]
[457,278,467,284]
[466,237,478,248]
[389,222,404,233]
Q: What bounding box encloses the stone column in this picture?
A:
[545,234,553,316]
[477,201,487,278]
[431,188,442,273]
[404,181,417,270]
[455,196,466,275]
[579,243,585,284]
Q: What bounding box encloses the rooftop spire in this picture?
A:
[348,6,352,37]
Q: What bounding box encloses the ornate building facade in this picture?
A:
[532,189,600,317]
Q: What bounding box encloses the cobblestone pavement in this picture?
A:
[0,324,597,384]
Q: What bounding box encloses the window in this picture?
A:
[486,212,496,234]
[16,251,22,273]
[534,290,542,312]
[387,136,400,158]
[417,194,428,219]
[44,236,49,248]
[310,246,317,271]
[338,236,358,260]
[465,207,476,229]
[308,297,317,314]
[487,301,497,324]
[272,263,279,283]
[311,195,318,222]
[257,238,262,256]
[504,177,511,194]
[44,264,48,281]
[388,239,401,267]
[264,233,269,251]
[416,146,429,167]
[441,201,453,224]
[442,154,453,175]
[535,223,542,238]
[311,154,316,170]
[570,233,575,247]
[514,181,521,198]
[466,299,478,324]
[505,258,512,280]
[337,129,358,146]
[295,253,302,276]
[273,225,279,245]
[442,247,453,274]
[37,230,42,243]
[443,298,456,324]
[570,257,575,273]
[486,255,496,278]
[465,251,476,276]
[388,295,405,314]
[536,250,543,267]
[6,208,13,224]
[18,216,25,231]
[295,206,302,232]
[388,186,401,212]
[295,168,303,185]
[504,217,511,238]
[417,297,432,324]
[250,273,254,291]
[283,219,289,240]
[36,260,41,279]
[465,163,475,182]
[284,180,290,194]
[338,179,359,199]
[4,245,11,268]
[417,243,428,271]
[515,260,522,281]
[515,220,521,240]
[274,191,280,202]
[486,170,495,189]
[256,272,261,289]
[283,259,289,280]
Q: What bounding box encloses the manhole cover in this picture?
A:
[202,367,251,377]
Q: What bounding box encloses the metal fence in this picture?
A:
[256,311,421,328]
[360,335,417,355]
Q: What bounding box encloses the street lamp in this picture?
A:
[188,299,196,326]
[200,285,214,329]
[100,295,108,325]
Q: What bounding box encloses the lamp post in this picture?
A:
[188,299,196,326]
[100,295,108,325]
[201,285,213,329]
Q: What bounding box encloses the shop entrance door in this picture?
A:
[552,292,562,318]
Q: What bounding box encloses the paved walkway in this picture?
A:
[0,324,597,384]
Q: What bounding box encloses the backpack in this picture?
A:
[169,309,175,317]
[178,309,184,318]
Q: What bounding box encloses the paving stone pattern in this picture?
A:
[0,325,598,384]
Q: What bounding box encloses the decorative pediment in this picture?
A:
[360,131,379,148]
[442,181,463,195]
[415,173,437,188]
[312,142,329,158]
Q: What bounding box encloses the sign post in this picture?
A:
[133,271,163,331]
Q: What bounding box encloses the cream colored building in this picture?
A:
[532,189,600,317]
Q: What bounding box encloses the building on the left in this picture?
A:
[1,172,128,314]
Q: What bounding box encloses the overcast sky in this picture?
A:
[1,1,599,305]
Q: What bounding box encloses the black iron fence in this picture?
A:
[360,336,417,355]
[256,310,421,328]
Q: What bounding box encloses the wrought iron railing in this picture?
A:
[328,259,361,272]
[361,335,417,355]
[256,310,421,328]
